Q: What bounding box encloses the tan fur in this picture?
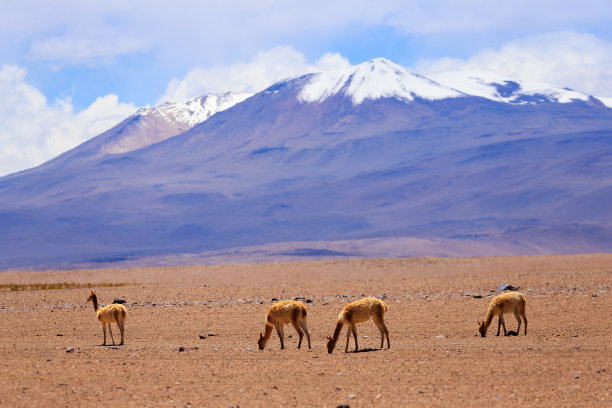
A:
[257,300,311,350]
[87,291,127,345]
[478,292,527,337]
[326,297,390,354]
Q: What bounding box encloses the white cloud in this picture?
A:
[414,32,612,99]
[0,65,136,176]
[29,37,147,65]
[385,1,612,34]
[158,47,351,104]
[2,1,386,69]
[0,49,351,176]
[1,1,610,81]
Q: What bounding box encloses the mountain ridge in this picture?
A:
[1,58,611,269]
[7,58,605,177]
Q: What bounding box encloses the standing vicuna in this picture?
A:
[478,292,527,337]
[326,297,390,354]
[258,300,311,350]
[87,290,127,345]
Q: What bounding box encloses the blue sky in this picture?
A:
[1,0,612,175]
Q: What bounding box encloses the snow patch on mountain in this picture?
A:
[298,58,462,104]
[98,92,252,155]
[139,92,252,127]
[297,58,595,106]
[598,96,612,108]
[429,70,591,104]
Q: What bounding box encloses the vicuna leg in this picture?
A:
[521,311,528,335]
[514,310,522,335]
[373,314,390,349]
[496,315,506,336]
[351,323,359,352]
[118,320,125,345]
[108,323,116,345]
[275,323,285,349]
[102,324,107,345]
[345,325,352,352]
[299,320,311,349]
[291,321,305,349]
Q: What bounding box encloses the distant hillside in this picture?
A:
[1,59,611,269]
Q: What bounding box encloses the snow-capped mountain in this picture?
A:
[141,92,253,128]
[430,70,592,104]
[298,58,462,104]
[1,58,611,269]
[100,92,252,155]
[298,58,595,106]
[37,91,252,168]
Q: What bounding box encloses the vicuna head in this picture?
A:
[477,321,487,337]
[258,333,266,350]
[326,336,335,354]
[87,290,96,303]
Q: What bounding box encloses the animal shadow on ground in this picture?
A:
[505,331,518,336]
[351,347,382,353]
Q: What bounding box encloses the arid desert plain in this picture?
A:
[1,254,610,407]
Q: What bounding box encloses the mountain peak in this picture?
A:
[429,69,591,105]
[296,58,597,107]
[139,92,252,128]
[98,91,252,155]
[298,58,461,105]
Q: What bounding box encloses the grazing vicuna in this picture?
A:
[258,300,311,350]
[87,290,127,345]
[326,297,390,354]
[478,292,527,337]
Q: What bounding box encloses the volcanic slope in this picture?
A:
[1,59,611,269]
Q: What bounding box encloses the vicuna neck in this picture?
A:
[483,307,495,328]
[332,321,343,342]
[262,325,273,342]
[91,295,99,312]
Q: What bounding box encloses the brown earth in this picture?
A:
[0,254,611,407]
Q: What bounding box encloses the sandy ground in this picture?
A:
[0,254,611,407]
